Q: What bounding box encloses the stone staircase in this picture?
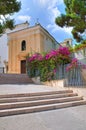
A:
[0,90,86,117]
[0,74,33,84]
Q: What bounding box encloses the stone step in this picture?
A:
[0,90,73,98]
[0,96,83,110]
[0,74,33,84]
[0,100,86,117]
[0,93,78,103]
[0,90,85,117]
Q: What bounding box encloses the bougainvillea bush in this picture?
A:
[26,46,71,81]
[26,45,86,82]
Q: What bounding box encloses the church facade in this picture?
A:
[0,22,29,73]
[7,23,60,74]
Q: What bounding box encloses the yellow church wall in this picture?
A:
[8,27,42,73]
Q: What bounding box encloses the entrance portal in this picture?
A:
[21,60,26,73]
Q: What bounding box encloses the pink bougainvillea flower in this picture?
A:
[66,57,86,72]
[53,68,57,73]
[66,64,73,71]
[37,55,43,61]
[45,50,59,60]
[28,53,43,62]
[71,58,78,64]
[58,46,70,56]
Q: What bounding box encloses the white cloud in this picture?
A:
[33,0,48,7]
[48,7,61,23]
[34,0,72,36]
[33,0,62,22]
[63,27,73,34]
[33,0,62,24]
[40,0,72,35]
[33,0,63,7]
[47,23,73,35]
[46,1,62,31]
[17,15,31,22]
[51,7,60,17]
[47,24,59,32]
[0,14,11,24]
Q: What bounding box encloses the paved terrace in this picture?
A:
[0,84,63,95]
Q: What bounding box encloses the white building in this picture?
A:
[60,38,73,47]
[74,48,86,64]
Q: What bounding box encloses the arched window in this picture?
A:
[21,40,26,51]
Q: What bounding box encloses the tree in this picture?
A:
[55,0,86,42]
[0,0,21,34]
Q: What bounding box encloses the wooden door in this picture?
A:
[21,60,26,73]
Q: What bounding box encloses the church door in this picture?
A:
[21,60,26,73]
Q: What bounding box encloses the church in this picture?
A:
[7,22,60,74]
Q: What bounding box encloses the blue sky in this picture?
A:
[13,0,73,43]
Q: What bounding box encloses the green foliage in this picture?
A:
[27,56,56,82]
[82,40,86,44]
[70,40,86,53]
[39,59,56,81]
[55,0,86,42]
[0,0,21,33]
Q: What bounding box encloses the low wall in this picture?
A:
[42,79,65,88]
[32,77,65,88]
[32,77,41,85]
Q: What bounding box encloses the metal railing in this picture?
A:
[52,63,86,87]
[64,64,86,87]
[54,64,67,79]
